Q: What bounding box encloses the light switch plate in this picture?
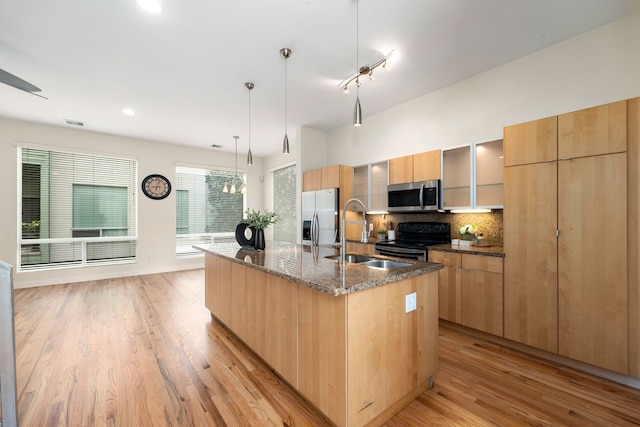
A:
[406,292,417,313]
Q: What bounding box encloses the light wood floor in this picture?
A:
[8,269,640,426]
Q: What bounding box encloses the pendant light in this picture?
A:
[280,48,292,154]
[245,82,254,165]
[353,0,362,127]
[230,136,239,194]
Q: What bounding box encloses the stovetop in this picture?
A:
[375,222,450,250]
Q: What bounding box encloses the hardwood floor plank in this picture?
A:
[10,270,640,426]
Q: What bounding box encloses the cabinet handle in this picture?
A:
[545,159,555,163]
[560,157,572,161]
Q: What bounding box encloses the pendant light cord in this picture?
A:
[356,0,359,95]
[284,55,288,135]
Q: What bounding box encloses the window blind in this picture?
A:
[19,147,137,270]
[175,165,245,256]
[273,164,297,243]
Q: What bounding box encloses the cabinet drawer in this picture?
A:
[461,254,503,274]
[429,251,461,267]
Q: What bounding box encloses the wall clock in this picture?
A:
[142,174,171,200]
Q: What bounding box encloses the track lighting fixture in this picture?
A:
[339,0,393,126]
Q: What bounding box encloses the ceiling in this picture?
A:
[1,0,640,157]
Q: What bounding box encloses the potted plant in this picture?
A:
[244,209,280,250]
[376,229,387,241]
[459,223,478,241]
[21,220,40,239]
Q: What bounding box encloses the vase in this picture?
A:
[254,228,265,250]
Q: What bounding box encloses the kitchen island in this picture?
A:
[195,241,443,427]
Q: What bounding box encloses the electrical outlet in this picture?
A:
[405,292,417,313]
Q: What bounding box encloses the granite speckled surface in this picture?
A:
[195,241,443,296]
[429,244,505,257]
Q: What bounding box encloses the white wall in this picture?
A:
[0,118,265,288]
[325,11,640,165]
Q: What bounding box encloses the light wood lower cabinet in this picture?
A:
[460,254,503,337]
[428,251,461,323]
[429,251,504,336]
[204,253,438,427]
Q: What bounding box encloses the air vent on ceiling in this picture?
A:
[64,119,84,126]
[211,144,223,149]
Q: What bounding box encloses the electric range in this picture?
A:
[374,222,450,261]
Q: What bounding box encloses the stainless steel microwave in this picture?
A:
[387,180,441,212]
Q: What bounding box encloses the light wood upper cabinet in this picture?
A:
[303,169,322,191]
[504,116,558,166]
[558,100,627,159]
[558,153,628,374]
[389,150,441,184]
[389,155,414,184]
[413,150,441,181]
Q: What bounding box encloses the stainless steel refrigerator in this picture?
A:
[301,188,339,246]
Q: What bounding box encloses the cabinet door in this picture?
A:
[321,165,340,189]
[558,153,628,374]
[413,150,441,181]
[476,139,504,207]
[230,261,248,340]
[353,166,368,209]
[244,267,266,356]
[558,100,627,159]
[442,146,471,209]
[303,169,322,191]
[429,251,461,323]
[461,269,503,336]
[370,161,388,212]
[504,116,558,166]
[504,162,558,352]
[389,155,414,184]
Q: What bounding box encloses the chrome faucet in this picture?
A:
[341,198,368,264]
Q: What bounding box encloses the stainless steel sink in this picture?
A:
[325,254,375,263]
[359,259,413,269]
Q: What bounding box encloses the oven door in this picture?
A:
[375,245,427,261]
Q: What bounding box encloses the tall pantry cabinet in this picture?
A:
[504,100,629,375]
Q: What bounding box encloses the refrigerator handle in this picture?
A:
[312,211,320,247]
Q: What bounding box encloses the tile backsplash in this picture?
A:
[367,210,503,246]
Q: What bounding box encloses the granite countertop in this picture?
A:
[194,241,443,297]
[429,243,505,257]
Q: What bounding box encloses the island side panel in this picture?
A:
[204,254,217,314]
[230,261,248,341]
[264,275,299,388]
[216,257,233,326]
[419,272,439,383]
[347,284,388,427]
[298,285,348,427]
[245,267,266,357]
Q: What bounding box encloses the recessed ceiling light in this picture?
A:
[138,0,162,13]
[122,108,135,116]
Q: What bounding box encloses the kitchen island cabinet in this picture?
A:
[197,242,442,427]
